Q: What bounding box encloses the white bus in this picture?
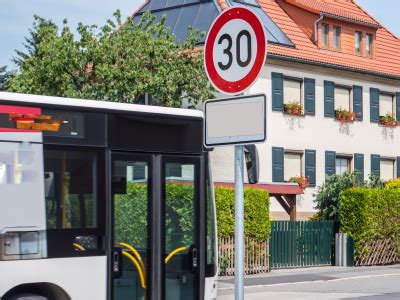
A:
[0,92,218,300]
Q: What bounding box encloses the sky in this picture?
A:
[0,0,399,70]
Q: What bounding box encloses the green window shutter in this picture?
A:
[354,153,364,182]
[304,78,315,115]
[272,73,284,111]
[396,93,400,122]
[272,147,284,182]
[397,157,400,178]
[371,154,380,177]
[370,88,380,123]
[325,151,336,177]
[324,81,335,118]
[305,149,316,187]
[353,85,363,121]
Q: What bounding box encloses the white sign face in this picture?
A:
[204,7,266,95]
[204,94,266,147]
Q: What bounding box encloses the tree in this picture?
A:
[12,16,57,68]
[0,66,12,91]
[313,172,387,221]
[9,11,214,107]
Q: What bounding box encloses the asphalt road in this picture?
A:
[217,265,400,299]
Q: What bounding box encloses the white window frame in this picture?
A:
[380,158,395,181]
[336,156,352,175]
[334,85,352,111]
[333,26,341,50]
[283,77,302,105]
[322,24,329,48]
[355,31,362,54]
[284,150,303,181]
[366,33,374,57]
[379,92,394,117]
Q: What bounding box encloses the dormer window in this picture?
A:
[322,24,329,48]
[366,33,373,57]
[355,31,362,54]
[333,26,341,50]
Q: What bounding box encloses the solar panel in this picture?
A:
[134,0,294,47]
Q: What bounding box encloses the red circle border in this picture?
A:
[204,7,266,95]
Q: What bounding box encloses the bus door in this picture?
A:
[111,152,202,300]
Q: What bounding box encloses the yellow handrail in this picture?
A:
[122,251,147,289]
[73,243,85,251]
[116,242,145,276]
[165,247,187,264]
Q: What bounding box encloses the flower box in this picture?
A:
[283,101,304,116]
[289,176,310,189]
[335,108,356,123]
[380,114,399,127]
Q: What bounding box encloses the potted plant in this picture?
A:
[289,176,310,189]
[335,107,356,123]
[283,100,304,116]
[380,113,399,127]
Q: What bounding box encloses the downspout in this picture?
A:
[314,13,324,45]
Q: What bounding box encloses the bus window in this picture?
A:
[44,150,98,229]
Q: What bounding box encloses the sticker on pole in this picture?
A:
[204,94,266,147]
[204,7,266,95]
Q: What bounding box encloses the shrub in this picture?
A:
[313,172,360,221]
[385,178,400,192]
[115,182,196,251]
[215,187,270,241]
[340,188,400,255]
[314,173,387,221]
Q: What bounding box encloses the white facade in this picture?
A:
[211,60,400,219]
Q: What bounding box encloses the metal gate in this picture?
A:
[269,221,336,269]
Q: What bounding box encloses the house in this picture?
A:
[134,0,400,220]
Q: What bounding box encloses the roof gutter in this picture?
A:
[314,13,324,44]
[267,53,400,81]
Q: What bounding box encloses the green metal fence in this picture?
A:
[269,221,336,269]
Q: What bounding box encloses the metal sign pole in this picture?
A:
[234,144,244,300]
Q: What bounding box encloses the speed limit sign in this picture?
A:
[204,7,266,95]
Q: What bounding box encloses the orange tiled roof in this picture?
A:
[286,0,380,27]
[258,0,400,78]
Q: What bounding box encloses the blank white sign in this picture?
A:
[204,94,266,147]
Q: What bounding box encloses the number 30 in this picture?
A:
[217,30,252,71]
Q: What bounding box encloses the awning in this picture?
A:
[213,182,304,195]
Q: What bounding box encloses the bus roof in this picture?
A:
[0,92,204,119]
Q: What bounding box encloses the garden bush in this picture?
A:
[340,188,400,255]
[215,187,270,241]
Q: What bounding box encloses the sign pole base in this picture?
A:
[234,145,244,300]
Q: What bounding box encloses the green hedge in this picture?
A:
[215,187,271,241]
[340,188,400,254]
[115,183,195,252]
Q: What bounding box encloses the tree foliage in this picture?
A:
[314,173,387,221]
[9,12,213,107]
[0,66,12,91]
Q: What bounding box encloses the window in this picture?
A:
[380,159,395,181]
[335,86,351,111]
[284,78,302,105]
[380,93,394,116]
[336,157,351,175]
[366,33,373,57]
[355,31,362,54]
[333,26,341,49]
[284,152,302,181]
[45,150,98,229]
[322,24,329,47]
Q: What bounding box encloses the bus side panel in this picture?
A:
[0,139,46,231]
[0,256,107,299]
